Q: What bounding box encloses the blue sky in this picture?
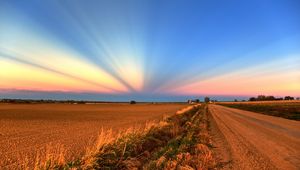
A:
[0,0,299,101]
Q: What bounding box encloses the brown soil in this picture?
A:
[209,104,300,170]
[0,103,187,169]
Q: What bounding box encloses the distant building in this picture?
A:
[187,99,200,104]
[210,100,218,103]
[204,97,210,103]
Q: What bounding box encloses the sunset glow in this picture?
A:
[0,0,299,101]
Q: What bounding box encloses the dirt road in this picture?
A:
[208,104,300,170]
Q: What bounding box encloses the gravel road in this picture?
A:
[209,104,300,170]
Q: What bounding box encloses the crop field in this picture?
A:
[79,104,215,169]
[0,103,188,169]
[217,100,300,120]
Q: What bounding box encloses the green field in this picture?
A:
[218,101,300,120]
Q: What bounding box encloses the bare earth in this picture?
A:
[209,104,300,170]
[0,103,187,169]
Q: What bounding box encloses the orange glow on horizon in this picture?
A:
[0,58,122,93]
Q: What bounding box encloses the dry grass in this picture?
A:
[142,105,215,170]
[16,143,67,170]
[0,103,187,169]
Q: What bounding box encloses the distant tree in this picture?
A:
[195,99,200,103]
[249,97,256,101]
[266,96,276,101]
[284,96,294,100]
[249,95,284,101]
[204,97,210,103]
[234,99,238,102]
[296,97,300,100]
[257,95,266,101]
[78,101,86,104]
[130,100,136,104]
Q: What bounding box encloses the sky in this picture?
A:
[0,0,300,101]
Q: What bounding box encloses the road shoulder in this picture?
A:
[207,106,233,169]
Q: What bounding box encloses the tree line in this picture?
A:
[248,95,298,101]
[0,99,89,104]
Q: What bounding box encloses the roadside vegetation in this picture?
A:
[30,104,215,170]
[218,102,300,120]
